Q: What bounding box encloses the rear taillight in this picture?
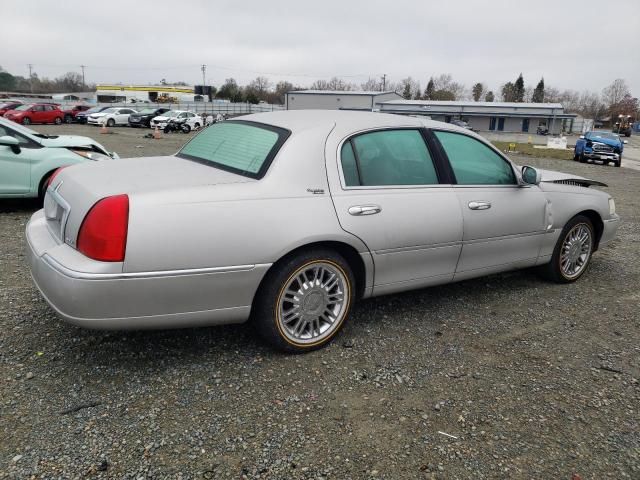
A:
[46,167,67,188]
[77,195,129,262]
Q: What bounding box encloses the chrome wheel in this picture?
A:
[560,223,592,279]
[277,261,349,345]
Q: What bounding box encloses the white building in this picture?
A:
[95,85,203,104]
[378,100,578,134]
[286,90,403,111]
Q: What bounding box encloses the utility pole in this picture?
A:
[201,64,206,87]
[80,65,86,89]
[28,64,33,93]
[381,74,386,92]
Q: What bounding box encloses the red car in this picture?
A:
[3,103,64,125]
[60,104,92,123]
[0,101,23,116]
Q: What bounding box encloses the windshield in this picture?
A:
[101,108,118,114]
[591,131,618,140]
[0,103,18,109]
[177,121,289,179]
[163,111,180,118]
[14,104,34,111]
[139,108,157,114]
[84,107,103,114]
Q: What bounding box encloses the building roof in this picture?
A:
[289,90,399,96]
[382,100,564,109]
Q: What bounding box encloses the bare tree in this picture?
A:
[310,77,355,91]
[249,76,271,94]
[602,79,630,108]
[360,77,381,91]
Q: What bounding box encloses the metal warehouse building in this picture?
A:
[378,100,577,134]
[285,90,403,111]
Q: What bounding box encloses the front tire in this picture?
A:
[539,215,595,283]
[64,115,73,124]
[54,116,62,125]
[106,118,115,127]
[22,117,31,125]
[253,249,355,353]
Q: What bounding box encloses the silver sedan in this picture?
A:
[27,111,620,352]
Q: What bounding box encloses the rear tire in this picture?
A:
[252,248,355,353]
[181,124,191,133]
[64,115,73,124]
[538,215,595,283]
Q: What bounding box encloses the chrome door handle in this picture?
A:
[468,201,492,210]
[348,205,382,216]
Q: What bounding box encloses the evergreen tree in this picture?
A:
[472,82,484,102]
[514,73,525,102]
[532,78,545,103]
[423,78,435,100]
[485,91,495,102]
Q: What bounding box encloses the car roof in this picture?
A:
[240,109,476,138]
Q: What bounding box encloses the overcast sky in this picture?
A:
[2,0,639,96]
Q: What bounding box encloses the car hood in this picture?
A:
[152,116,173,121]
[537,168,607,187]
[41,135,103,148]
[588,136,622,148]
[39,135,113,156]
[89,112,108,117]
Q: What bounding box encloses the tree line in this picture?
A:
[1,65,636,120]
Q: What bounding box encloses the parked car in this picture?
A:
[0,101,23,116]
[27,111,620,352]
[128,107,171,128]
[574,131,626,167]
[75,106,110,124]
[3,103,64,125]
[60,104,92,123]
[450,119,473,130]
[0,116,116,201]
[151,110,202,132]
[87,107,138,127]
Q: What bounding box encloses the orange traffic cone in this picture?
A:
[100,122,109,134]
[153,126,162,139]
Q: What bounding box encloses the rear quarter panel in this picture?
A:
[123,125,370,273]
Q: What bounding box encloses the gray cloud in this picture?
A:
[2,0,639,95]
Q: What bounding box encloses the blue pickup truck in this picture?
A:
[574,131,626,167]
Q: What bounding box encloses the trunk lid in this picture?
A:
[46,155,253,248]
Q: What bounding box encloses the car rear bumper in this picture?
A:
[26,210,268,330]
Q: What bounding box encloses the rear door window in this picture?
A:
[341,129,439,187]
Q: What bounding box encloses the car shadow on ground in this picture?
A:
[42,268,548,370]
[0,198,40,213]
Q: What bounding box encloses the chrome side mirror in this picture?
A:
[522,166,541,185]
[579,135,585,139]
[623,140,628,144]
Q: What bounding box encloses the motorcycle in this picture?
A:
[163,118,191,134]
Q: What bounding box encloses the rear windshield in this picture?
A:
[177,121,289,179]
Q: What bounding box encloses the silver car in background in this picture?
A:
[26,111,620,352]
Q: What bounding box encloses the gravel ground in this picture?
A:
[1,124,639,479]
